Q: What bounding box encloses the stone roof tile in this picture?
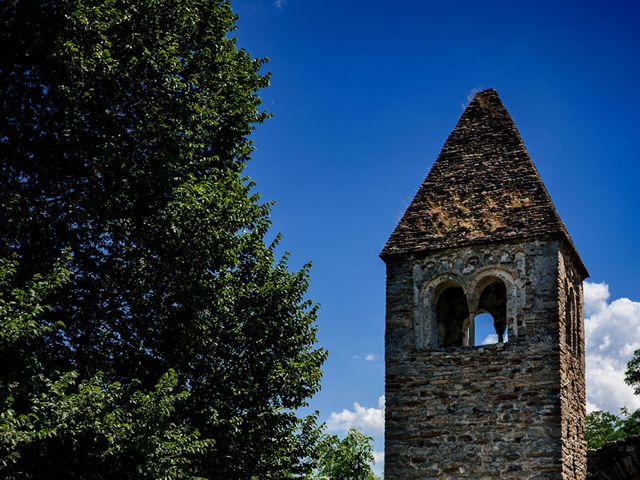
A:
[381,89,587,277]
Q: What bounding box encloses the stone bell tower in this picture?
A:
[381,89,588,479]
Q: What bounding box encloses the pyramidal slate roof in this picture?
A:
[381,89,587,277]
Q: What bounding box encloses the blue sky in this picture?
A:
[233,0,640,467]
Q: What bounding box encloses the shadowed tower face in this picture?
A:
[381,89,588,479]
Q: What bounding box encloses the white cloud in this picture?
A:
[353,353,378,362]
[584,281,610,317]
[326,395,385,436]
[483,334,498,345]
[584,281,640,413]
[373,450,384,464]
[274,0,285,8]
[482,331,508,345]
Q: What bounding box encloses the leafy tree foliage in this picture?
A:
[585,408,640,450]
[307,429,380,480]
[585,410,620,450]
[0,0,325,477]
[0,257,213,479]
[625,349,640,395]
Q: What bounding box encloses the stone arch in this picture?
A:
[565,284,580,356]
[477,281,508,343]
[418,273,469,348]
[468,268,518,341]
[575,287,583,357]
[565,282,575,351]
[435,284,470,347]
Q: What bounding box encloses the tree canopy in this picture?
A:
[308,429,380,480]
[585,408,640,450]
[625,349,640,396]
[0,0,326,477]
[0,256,213,479]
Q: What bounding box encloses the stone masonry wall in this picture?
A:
[559,246,587,479]
[385,238,585,479]
[587,436,640,480]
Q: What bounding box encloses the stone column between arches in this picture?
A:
[414,255,525,349]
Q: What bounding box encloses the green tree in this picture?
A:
[0,256,213,479]
[625,349,640,395]
[308,429,380,480]
[585,408,640,449]
[585,410,624,449]
[0,1,325,478]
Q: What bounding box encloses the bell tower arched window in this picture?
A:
[435,286,469,348]
[565,284,577,352]
[475,280,508,344]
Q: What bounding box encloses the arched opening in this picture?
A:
[566,289,581,356]
[574,295,582,357]
[474,312,508,345]
[436,286,469,348]
[565,289,574,350]
[476,280,508,344]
